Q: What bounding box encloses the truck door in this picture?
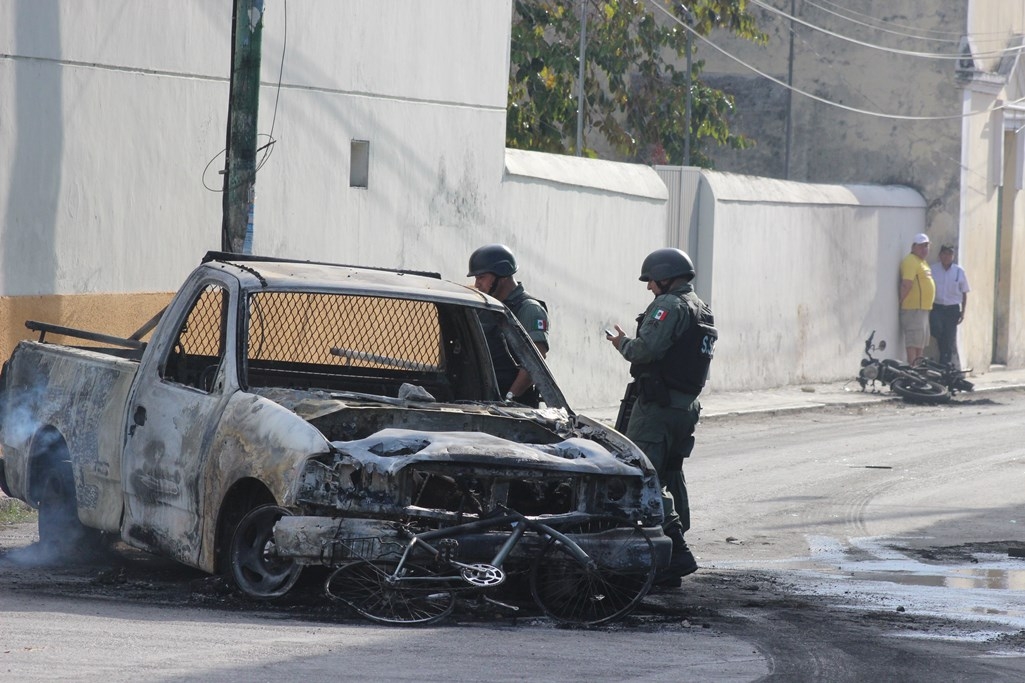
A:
[121,280,236,566]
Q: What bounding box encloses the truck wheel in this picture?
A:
[37,462,97,554]
[228,505,301,599]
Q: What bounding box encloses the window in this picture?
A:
[350,140,369,188]
[161,285,228,392]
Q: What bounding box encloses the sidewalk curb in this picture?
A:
[585,381,1025,428]
[974,383,1025,394]
[700,382,1025,422]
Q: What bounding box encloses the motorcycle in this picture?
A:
[857,331,954,404]
[911,356,975,396]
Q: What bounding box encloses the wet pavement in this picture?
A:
[582,365,1025,674]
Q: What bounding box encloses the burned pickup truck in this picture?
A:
[0,252,666,624]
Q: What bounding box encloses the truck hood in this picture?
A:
[328,428,641,476]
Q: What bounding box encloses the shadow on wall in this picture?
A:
[3,1,61,299]
[1,2,63,363]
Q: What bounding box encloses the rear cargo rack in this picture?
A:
[202,251,441,279]
[25,320,147,350]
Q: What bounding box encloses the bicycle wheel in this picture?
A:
[325,560,455,625]
[891,376,950,404]
[529,528,655,626]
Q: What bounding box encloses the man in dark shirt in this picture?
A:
[468,244,549,404]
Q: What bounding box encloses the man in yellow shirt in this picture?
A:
[899,233,936,364]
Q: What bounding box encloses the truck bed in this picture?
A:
[0,341,139,531]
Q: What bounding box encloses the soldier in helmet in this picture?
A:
[607,248,717,587]
[467,244,550,405]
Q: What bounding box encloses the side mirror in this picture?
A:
[878,340,887,351]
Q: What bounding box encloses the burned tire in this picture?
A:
[36,461,101,555]
[228,505,302,599]
[890,377,950,404]
[37,463,78,547]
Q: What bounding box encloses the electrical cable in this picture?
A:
[799,0,1008,46]
[256,0,287,173]
[749,0,1025,61]
[202,0,288,193]
[647,0,1025,121]
[808,0,1014,41]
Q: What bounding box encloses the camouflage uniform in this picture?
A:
[617,281,703,533]
[506,284,549,353]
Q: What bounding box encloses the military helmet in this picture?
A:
[467,244,518,277]
[639,248,695,282]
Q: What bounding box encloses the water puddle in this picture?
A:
[851,566,1025,592]
[718,536,1025,641]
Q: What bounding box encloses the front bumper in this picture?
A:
[272,515,672,572]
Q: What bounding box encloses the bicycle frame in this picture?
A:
[325,506,658,626]
[385,509,600,587]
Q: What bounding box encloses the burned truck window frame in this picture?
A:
[474,308,568,409]
[240,291,493,401]
[159,284,228,392]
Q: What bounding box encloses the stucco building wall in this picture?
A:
[0,1,962,408]
[0,1,670,410]
[697,0,1025,376]
[658,168,926,390]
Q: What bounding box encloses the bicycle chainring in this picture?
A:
[460,563,505,587]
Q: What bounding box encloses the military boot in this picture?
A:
[654,525,698,588]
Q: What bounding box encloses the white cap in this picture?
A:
[913,233,930,245]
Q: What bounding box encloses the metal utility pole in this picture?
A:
[222,0,265,253]
[575,0,587,156]
[682,4,695,166]
[783,0,796,179]
[684,30,693,166]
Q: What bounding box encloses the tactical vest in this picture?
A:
[504,288,547,319]
[631,292,717,396]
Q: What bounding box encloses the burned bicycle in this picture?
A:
[318,506,657,626]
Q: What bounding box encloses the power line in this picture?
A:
[799,0,996,45]
[807,0,1014,42]
[646,0,1025,122]
[750,0,1025,61]
[202,0,287,193]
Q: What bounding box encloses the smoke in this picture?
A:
[0,375,102,567]
[0,375,47,454]
[0,536,63,567]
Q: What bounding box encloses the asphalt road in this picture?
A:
[2,390,1025,681]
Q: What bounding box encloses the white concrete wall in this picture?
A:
[696,0,1025,377]
[958,2,1025,373]
[0,0,667,411]
[497,150,668,409]
[0,1,512,295]
[0,1,939,410]
[679,170,927,391]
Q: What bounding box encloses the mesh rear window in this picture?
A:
[247,291,444,371]
[177,285,226,358]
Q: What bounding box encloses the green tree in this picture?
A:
[507,0,765,166]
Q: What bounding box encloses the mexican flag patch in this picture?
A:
[535,319,548,331]
[652,308,668,321]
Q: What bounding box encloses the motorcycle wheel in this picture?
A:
[890,377,951,404]
[954,378,975,393]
